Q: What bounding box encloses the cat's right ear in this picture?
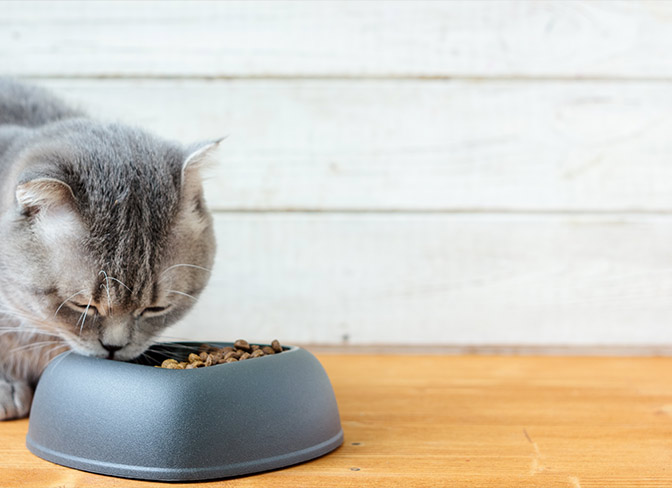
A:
[15,178,75,216]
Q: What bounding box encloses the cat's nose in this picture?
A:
[101,343,123,353]
[99,340,126,359]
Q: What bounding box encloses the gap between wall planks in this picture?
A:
[3,1,672,79]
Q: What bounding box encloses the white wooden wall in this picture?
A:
[4,1,672,347]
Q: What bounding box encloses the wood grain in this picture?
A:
[31,78,672,212]
[3,1,672,79]
[166,213,672,346]
[2,354,672,487]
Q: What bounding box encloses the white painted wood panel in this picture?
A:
[167,213,672,346]
[35,78,672,212]
[4,1,672,348]
[3,1,672,78]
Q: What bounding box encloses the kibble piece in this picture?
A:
[250,349,265,358]
[224,351,238,360]
[250,344,261,351]
[234,339,251,352]
[188,353,202,363]
[161,359,179,368]
[186,360,205,369]
[224,357,238,363]
[204,354,215,367]
[199,344,218,354]
[199,351,209,361]
[271,340,282,353]
[239,352,251,360]
[262,346,275,355]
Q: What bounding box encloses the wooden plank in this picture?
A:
[2,1,672,79]
[2,355,672,487]
[166,213,672,346]
[30,78,672,212]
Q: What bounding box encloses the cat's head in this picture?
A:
[0,120,217,360]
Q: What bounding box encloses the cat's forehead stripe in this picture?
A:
[92,283,103,304]
[92,276,147,310]
[151,281,160,305]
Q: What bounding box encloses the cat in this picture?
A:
[0,79,218,419]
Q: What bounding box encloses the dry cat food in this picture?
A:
[157,339,284,369]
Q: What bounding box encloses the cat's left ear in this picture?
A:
[182,137,226,180]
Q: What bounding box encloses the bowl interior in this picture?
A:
[128,341,291,367]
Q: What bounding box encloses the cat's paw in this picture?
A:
[0,377,32,420]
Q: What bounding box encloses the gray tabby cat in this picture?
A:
[0,79,217,419]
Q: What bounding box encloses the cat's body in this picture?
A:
[0,79,217,419]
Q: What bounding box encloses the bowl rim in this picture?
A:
[48,341,301,373]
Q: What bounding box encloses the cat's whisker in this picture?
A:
[137,352,154,365]
[151,342,201,351]
[154,334,193,342]
[77,297,93,336]
[57,331,82,348]
[150,338,195,345]
[9,340,62,354]
[107,276,132,293]
[10,340,60,351]
[23,323,62,336]
[155,333,192,339]
[46,349,74,371]
[159,264,212,283]
[0,328,62,339]
[99,270,113,313]
[0,307,64,337]
[166,290,198,301]
[18,316,57,330]
[54,289,87,318]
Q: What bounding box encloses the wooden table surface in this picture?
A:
[2,354,672,487]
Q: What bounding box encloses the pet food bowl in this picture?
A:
[26,342,343,481]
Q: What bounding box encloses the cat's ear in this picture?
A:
[15,178,75,215]
[182,137,225,179]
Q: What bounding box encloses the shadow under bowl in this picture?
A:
[26,342,343,481]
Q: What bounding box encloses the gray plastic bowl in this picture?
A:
[26,342,343,481]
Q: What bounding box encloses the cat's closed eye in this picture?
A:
[66,302,98,316]
[139,305,172,317]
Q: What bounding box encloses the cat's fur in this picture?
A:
[0,79,217,419]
